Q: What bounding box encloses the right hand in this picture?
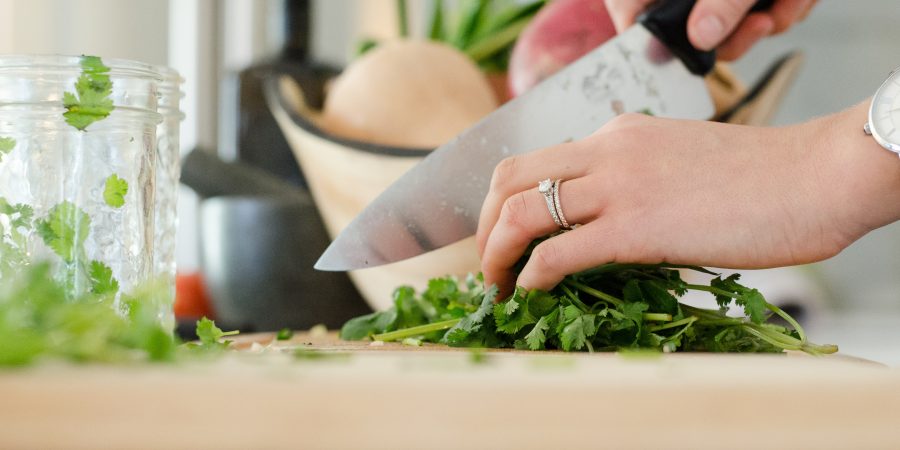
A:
[604,0,818,60]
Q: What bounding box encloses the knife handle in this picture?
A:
[639,0,774,76]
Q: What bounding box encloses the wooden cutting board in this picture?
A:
[1,331,899,450]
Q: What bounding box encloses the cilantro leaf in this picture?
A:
[560,312,596,351]
[443,285,500,347]
[35,201,91,263]
[494,293,537,334]
[63,55,114,131]
[524,314,552,350]
[339,309,397,340]
[88,260,119,296]
[0,136,15,162]
[193,317,239,350]
[711,274,769,324]
[103,174,128,208]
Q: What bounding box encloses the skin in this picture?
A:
[477,102,900,298]
[604,0,818,60]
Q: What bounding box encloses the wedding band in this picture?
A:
[538,178,564,228]
[552,179,571,229]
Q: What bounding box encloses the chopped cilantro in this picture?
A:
[276,328,294,341]
[103,174,128,208]
[63,55,114,131]
[0,137,15,162]
[35,201,90,263]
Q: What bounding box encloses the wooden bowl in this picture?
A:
[265,75,481,311]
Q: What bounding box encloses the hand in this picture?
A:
[476,102,900,297]
[604,0,818,60]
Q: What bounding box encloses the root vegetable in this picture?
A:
[322,40,498,149]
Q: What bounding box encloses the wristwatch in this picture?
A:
[865,66,900,154]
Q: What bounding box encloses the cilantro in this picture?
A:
[102,174,128,208]
[35,201,90,263]
[0,263,178,365]
[192,316,239,351]
[276,328,294,341]
[0,136,14,162]
[340,257,837,355]
[63,55,114,131]
[88,260,118,295]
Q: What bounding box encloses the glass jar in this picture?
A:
[0,55,170,324]
[154,66,184,329]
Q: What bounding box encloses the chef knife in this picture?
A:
[316,0,772,271]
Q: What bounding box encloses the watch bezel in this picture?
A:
[868,67,900,154]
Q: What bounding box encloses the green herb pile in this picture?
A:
[0,261,238,366]
[360,0,546,71]
[341,264,837,355]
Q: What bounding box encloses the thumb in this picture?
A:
[687,0,757,51]
[605,0,657,33]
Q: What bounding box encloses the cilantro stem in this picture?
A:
[686,284,809,343]
[765,301,807,343]
[643,313,673,322]
[563,280,623,306]
[649,316,697,332]
[372,318,460,342]
[741,325,802,350]
[684,283,736,298]
[560,283,592,312]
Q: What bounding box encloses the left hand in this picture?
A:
[475,103,900,298]
[604,0,818,60]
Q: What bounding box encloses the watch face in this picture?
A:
[869,68,900,153]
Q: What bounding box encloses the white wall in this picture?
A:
[0,0,168,64]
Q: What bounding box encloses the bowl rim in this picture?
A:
[263,73,433,159]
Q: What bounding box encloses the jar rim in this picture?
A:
[0,54,169,81]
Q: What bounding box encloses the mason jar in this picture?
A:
[154,66,184,329]
[0,55,166,320]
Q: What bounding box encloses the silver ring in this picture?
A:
[552,179,571,229]
[538,178,564,228]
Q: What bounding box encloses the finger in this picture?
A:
[604,0,656,34]
[480,177,604,297]
[716,13,774,61]
[769,0,815,34]
[687,0,757,51]
[516,220,632,291]
[476,142,589,257]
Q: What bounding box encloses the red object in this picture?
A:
[174,272,215,320]
[508,0,617,97]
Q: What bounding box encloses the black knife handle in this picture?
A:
[639,0,774,76]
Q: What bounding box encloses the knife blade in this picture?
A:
[316,0,763,271]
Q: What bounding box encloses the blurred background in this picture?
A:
[1,0,898,362]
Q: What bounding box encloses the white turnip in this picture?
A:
[322,40,498,149]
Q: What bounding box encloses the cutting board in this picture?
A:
[1,331,899,450]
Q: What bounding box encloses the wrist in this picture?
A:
[816,101,900,237]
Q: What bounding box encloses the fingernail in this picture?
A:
[694,15,724,50]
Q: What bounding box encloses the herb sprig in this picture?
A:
[63,55,115,131]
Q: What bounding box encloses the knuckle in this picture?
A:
[490,156,520,191]
[604,112,646,131]
[499,192,530,232]
[529,240,564,273]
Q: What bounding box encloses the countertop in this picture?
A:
[1,332,899,449]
